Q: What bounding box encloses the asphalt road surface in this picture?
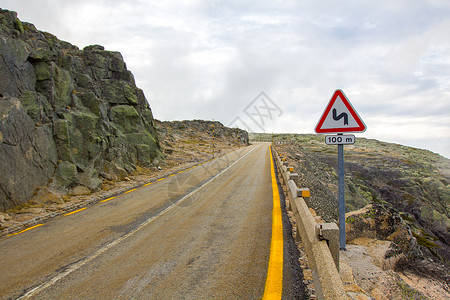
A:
[0,143,306,299]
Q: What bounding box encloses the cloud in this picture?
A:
[2,0,450,158]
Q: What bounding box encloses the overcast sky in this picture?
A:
[3,0,450,158]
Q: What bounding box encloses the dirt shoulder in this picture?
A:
[341,238,449,299]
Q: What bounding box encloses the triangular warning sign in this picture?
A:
[315,89,366,134]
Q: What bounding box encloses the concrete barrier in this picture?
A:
[272,145,346,300]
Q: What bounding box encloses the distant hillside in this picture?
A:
[156,119,248,162]
[252,133,449,262]
[0,9,160,211]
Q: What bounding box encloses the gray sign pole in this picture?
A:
[337,138,346,250]
[315,89,366,251]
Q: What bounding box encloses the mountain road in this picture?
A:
[0,143,306,299]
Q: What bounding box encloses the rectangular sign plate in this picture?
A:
[325,134,355,145]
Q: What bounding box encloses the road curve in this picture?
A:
[0,143,305,299]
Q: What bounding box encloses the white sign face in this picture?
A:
[315,90,366,134]
[325,135,355,145]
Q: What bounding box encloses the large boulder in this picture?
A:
[345,204,423,259]
[0,9,161,211]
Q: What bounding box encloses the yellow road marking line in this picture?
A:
[143,182,153,186]
[7,224,44,237]
[64,207,87,216]
[100,196,116,203]
[157,178,165,181]
[263,147,284,299]
[124,188,137,194]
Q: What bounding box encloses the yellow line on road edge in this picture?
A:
[7,224,44,237]
[100,196,116,203]
[64,207,87,216]
[124,188,137,194]
[263,147,284,299]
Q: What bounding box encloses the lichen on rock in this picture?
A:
[0,9,162,211]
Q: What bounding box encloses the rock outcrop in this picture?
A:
[0,9,161,211]
[158,119,249,147]
[345,204,421,259]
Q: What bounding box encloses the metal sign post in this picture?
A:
[337,136,346,250]
[315,90,366,250]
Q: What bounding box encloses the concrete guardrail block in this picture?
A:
[297,188,310,206]
[289,172,298,184]
[315,223,340,270]
[286,180,297,210]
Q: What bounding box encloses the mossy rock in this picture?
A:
[100,80,138,105]
[76,73,93,89]
[126,132,160,158]
[56,52,77,70]
[13,18,24,34]
[0,9,162,212]
[77,168,102,191]
[125,131,155,146]
[102,161,128,181]
[57,161,78,187]
[110,105,141,133]
[68,128,85,163]
[72,110,99,136]
[29,48,54,62]
[420,206,450,226]
[84,49,108,69]
[52,63,73,109]
[19,91,52,124]
[91,66,111,80]
[20,91,40,121]
[85,134,104,160]
[107,51,126,72]
[54,119,69,141]
[83,44,105,51]
[34,61,52,81]
[136,144,151,165]
[124,84,138,105]
[101,81,125,104]
[54,123,71,161]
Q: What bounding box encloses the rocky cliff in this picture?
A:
[0,9,161,211]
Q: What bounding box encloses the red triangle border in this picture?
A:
[315,90,366,134]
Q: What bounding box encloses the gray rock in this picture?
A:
[32,187,64,204]
[78,168,102,191]
[0,97,57,211]
[69,185,91,196]
[0,9,162,211]
[56,161,78,188]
